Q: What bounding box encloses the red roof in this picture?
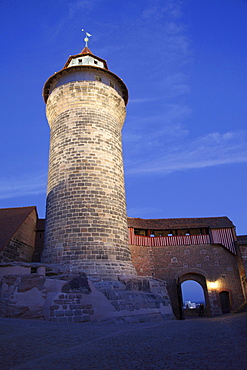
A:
[81,46,92,55]
[0,206,37,251]
[127,216,235,230]
[63,49,108,70]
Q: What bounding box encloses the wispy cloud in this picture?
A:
[142,0,182,21]
[125,130,247,175]
[42,0,96,43]
[130,97,163,104]
[123,1,192,157]
[0,173,47,200]
[123,104,191,152]
[121,2,246,176]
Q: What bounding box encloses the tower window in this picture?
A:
[95,75,102,82]
[78,59,82,64]
[94,60,98,65]
[109,81,115,88]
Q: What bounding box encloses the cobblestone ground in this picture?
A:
[1,313,247,369]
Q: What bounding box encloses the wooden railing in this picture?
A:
[128,229,210,247]
[128,227,236,254]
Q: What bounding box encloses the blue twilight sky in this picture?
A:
[182,280,205,304]
[0,0,247,235]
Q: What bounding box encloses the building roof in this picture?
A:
[63,48,108,70]
[43,45,129,104]
[0,206,37,251]
[81,46,92,54]
[237,235,247,244]
[127,216,235,230]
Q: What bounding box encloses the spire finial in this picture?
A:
[82,29,92,48]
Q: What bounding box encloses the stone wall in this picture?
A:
[32,220,45,262]
[0,273,46,319]
[0,209,36,262]
[49,293,94,323]
[129,243,244,318]
[237,237,247,301]
[42,80,136,279]
[0,265,174,322]
[238,243,247,278]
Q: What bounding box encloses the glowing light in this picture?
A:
[208,281,218,290]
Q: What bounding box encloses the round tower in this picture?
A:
[41,43,136,279]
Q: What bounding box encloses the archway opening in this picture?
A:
[181,280,205,314]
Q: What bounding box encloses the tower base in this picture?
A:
[55,260,137,280]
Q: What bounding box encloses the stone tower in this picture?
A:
[41,43,136,279]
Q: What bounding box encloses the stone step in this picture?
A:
[234,301,247,313]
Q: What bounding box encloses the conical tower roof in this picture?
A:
[63,47,108,70]
[43,43,128,104]
[80,46,92,54]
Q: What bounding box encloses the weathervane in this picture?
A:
[82,29,92,47]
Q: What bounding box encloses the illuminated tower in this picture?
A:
[41,35,136,279]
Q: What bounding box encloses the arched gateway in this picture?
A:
[128,216,245,318]
[180,273,208,317]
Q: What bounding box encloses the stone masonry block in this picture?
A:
[55,311,65,317]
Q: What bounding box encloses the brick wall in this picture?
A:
[49,293,94,323]
[239,244,247,278]
[130,243,244,317]
[237,239,247,301]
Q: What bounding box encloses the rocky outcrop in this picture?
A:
[0,264,174,322]
[0,273,46,319]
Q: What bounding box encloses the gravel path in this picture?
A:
[1,313,247,369]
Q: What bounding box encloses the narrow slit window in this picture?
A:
[95,75,102,82]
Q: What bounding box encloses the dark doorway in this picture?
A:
[219,291,230,314]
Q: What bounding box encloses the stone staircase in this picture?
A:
[234,301,247,314]
[93,276,174,323]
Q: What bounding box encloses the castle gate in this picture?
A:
[128,216,245,318]
[179,273,209,317]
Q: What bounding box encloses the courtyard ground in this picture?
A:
[1,312,247,369]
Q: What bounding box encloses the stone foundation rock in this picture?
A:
[0,263,174,322]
